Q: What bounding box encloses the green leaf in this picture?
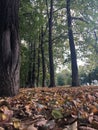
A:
[52,109,63,119]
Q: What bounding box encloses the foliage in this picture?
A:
[56,70,71,86]
[20,43,29,87]
[80,66,98,85]
[57,73,66,86]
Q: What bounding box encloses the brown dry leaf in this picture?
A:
[79,126,96,130]
[95,92,98,98]
[94,115,98,122]
[1,113,8,121]
[12,118,21,129]
[36,118,47,126]
[88,113,94,123]
[63,121,77,130]
[0,106,13,121]
[53,128,62,130]
[3,107,13,117]
[25,104,32,116]
[89,105,98,114]
[27,124,37,130]
[79,111,88,119]
[45,120,55,129]
[87,95,95,102]
[0,127,4,130]
[91,121,98,129]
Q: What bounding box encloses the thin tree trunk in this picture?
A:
[27,42,32,87]
[88,73,92,85]
[48,0,55,87]
[27,42,36,88]
[32,42,36,87]
[66,0,79,86]
[0,0,20,96]
[36,42,41,87]
[41,28,46,87]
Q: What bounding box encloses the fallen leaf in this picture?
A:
[0,127,4,130]
[91,120,98,129]
[27,124,37,130]
[88,113,94,123]
[79,126,96,130]
[12,118,21,129]
[63,121,77,130]
[36,118,47,126]
[45,120,55,129]
[52,109,63,119]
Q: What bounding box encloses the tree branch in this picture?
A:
[72,17,88,23]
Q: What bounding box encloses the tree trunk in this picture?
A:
[27,42,33,87]
[41,28,46,87]
[48,0,55,87]
[0,0,20,96]
[27,42,36,88]
[32,42,36,87]
[66,0,79,86]
[36,42,41,87]
[88,73,92,85]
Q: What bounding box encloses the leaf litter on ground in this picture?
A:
[0,86,98,130]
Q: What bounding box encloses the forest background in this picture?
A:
[19,0,98,88]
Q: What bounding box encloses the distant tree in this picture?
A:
[20,44,29,87]
[66,0,79,86]
[41,27,46,87]
[57,74,65,86]
[36,42,41,87]
[0,0,20,96]
[31,42,36,87]
[27,42,36,87]
[79,63,98,85]
[56,70,71,86]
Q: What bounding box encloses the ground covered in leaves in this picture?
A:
[0,86,98,130]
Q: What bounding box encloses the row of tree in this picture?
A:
[20,0,98,88]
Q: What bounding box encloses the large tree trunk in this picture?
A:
[0,0,20,96]
[66,0,79,86]
[48,0,55,87]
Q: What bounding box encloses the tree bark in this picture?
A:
[41,28,46,87]
[66,0,79,86]
[48,0,55,87]
[32,42,36,87]
[0,0,20,96]
[36,42,41,87]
